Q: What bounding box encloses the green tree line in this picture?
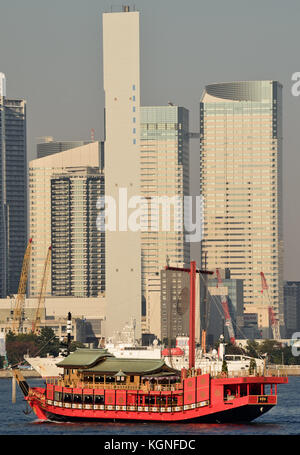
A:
[225,339,300,365]
[0,327,85,368]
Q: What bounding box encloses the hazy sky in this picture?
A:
[1,0,300,279]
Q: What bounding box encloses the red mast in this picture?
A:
[165,261,213,370]
[189,261,196,369]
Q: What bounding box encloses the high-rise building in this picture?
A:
[51,167,105,297]
[37,139,95,159]
[160,268,200,345]
[207,270,244,339]
[284,281,300,338]
[140,106,190,324]
[29,142,102,297]
[200,81,284,335]
[0,73,6,97]
[102,8,141,338]
[0,74,27,297]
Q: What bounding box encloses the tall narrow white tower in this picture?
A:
[103,8,141,339]
[0,73,6,97]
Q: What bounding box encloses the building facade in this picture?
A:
[0,77,27,298]
[140,106,190,326]
[200,81,284,336]
[160,268,200,345]
[36,139,95,159]
[29,142,102,297]
[102,8,141,338]
[51,167,105,297]
[284,281,300,338]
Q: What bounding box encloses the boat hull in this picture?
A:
[27,394,275,424]
[41,404,273,424]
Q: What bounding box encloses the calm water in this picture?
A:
[0,377,299,435]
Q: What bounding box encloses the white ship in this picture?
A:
[25,334,264,378]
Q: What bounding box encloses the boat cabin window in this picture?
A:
[94,395,104,405]
[84,395,93,404]
[156,396,167,407]
[144,396,156,406]
[63,393,72,403]
[130,376,135,383]
[73,394,82,404]
[250,384,261,395]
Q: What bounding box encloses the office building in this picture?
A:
[102,8,141,338]
[29,142,102,297]
[284,281,300,338]
[36,139,96,159]
[160,268,200,345]
[51,167,105,297]
[140,106,190,324]
[0,74,27,297]
[200,81,284,336]
[243,303,271,338]
[207,269,244,335]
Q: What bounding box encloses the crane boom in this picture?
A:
[260,272,281,340]
[32,246,51,334]
[216,268,235,344]
[12,238,33,333]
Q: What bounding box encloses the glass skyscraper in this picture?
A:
[200,81,284,335]
[0,83,27,298]
[140,106,190,334]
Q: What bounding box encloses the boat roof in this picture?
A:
[57,348,179,376]
[57,349,114,369]
[82,357,178,376]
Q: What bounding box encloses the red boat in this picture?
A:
[13,262,288,423]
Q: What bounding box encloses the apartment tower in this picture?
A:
[51,167,105,297]
[29,142,102,297]
[200,81,284,335]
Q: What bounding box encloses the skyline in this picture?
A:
[0,0,299,279]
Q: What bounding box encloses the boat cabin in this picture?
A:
[55,348,180,392]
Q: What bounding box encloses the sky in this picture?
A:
[0,0,300,279]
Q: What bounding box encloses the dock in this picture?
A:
[266,365,300,376]
[0,369,41,379]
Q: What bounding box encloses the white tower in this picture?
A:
[102,8,141,339]
[0,73,6,97]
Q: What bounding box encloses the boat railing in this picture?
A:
[45,368,287,388]
[45,378,183,392]
[208,368,287,379]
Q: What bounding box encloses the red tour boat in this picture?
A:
[13,262,288,423]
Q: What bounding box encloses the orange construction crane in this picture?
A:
[216,268,235,344]
[32,246,51,335]
[260,272,281,340]
[11,238,33,334]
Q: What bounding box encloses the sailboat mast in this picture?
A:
[189,261,196,369]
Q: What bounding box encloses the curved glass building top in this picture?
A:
[203,80,281,102]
